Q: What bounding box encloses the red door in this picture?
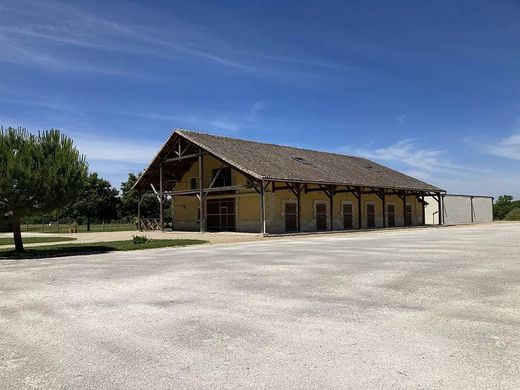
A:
[387,204,395,227]
[316,203,327,231]
[285,203,297,232]
[405,204,413,226]
[343,203,353,229]
[366,204,376,228]
[206,198,235,231]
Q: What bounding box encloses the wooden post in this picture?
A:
[296,184,301,233]
[357,187,362,229]
[439,193,444,225]
[260,180,266,234]
[329,185,334,231]
[382,189,386,228]
[402,191,407,227]
[198,152,205,233]
[137,190,142,231]
[421,194,426,225]
[159,163,164,231]
[436,192,442,225]
[470,196,474,223]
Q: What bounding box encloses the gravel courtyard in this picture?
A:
[1,223,519,389]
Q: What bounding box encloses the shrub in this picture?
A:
[132,235,149,245]
[503,208,520,221]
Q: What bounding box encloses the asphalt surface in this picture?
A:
[1,223,519,389]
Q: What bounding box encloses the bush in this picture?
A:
[503,208,520,221]
[132,235,149,245]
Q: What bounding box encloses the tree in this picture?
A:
[0,127,88,252]
[72,172,120,231]
[493,195,520,220]
[119,172,160,222]
[504,208,520,221]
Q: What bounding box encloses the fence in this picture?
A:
[20,221,138,234]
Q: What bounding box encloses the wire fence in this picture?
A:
[21,221,138,234]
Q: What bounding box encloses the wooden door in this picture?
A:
[343,203,353,229]
[405,204,413,226]
[387,204,395,227]
[206,198,235,231]
[366,203,376,228]
[316,203,327,231]
[285,203,297,232]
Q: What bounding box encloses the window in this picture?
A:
[211,167,232,187]
[343,203,353,229]
[190,177,198,190]
[364,165,382,172]
[291,156,313,165]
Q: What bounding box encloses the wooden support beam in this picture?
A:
[421,194,426,225]
[437,192,443,225]
[198,152,205,233]
[382,189,386,228]
[159,163,164,231]
[470,196,474,223]
[137,190,142,231]
[296,184,302,232]
[203,166,224,198]
[329,185,334,231]
[260,180,266,234]
[402,190,407,227]
[170,185,246,196]
[164,152,204,164]
[357,187,362,229]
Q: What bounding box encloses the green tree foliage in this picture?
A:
[503,208,520,221]
[493,195,520,220]
[71,172,120,231]
[119,172,160,220]
[0,127,88,251]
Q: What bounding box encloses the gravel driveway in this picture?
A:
[1,223,519,389]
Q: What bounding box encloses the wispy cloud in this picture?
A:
[342,139,477,174]
[340,139,514,196]
[71,132,159,165]
[480,131,520,161]
[395,114,407,123]
[0,0,346,80]
[69,132,162,188]
[0,86,265,135]
[114,100,265,134]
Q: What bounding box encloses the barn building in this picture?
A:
[133,129,446,234]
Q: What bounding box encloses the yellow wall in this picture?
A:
[169,155,424,233]
[263,186,424,233]
[172,155,259,231]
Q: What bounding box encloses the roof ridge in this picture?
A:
[174,128,366,160]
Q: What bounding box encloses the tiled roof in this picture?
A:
[176,130,443,192]
[134,129,444,192]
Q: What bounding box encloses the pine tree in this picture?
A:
[0,127,88,251]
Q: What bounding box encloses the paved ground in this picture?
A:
[1,223,519,389]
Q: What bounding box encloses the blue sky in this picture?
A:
[1,0,520,197]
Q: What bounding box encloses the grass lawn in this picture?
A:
[0,236,77,246]
[0,239,207,259]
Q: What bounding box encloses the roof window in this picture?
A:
[292,156,313,165]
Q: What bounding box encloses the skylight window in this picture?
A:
[365,165,382,172]
[292,156,313,165]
